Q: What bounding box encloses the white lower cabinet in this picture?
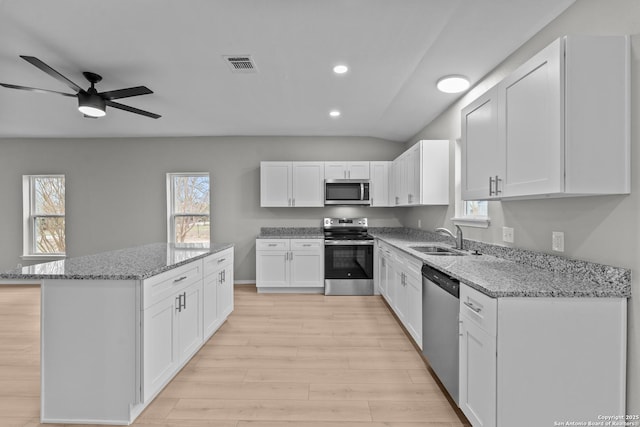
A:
[256,238,324,292]
[459,283,627,427]
[142,249,234,405]
[376,240,422,349]
[203,248,234,338]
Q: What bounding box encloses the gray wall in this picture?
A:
[399,0,640,414]
[0,136,404,279]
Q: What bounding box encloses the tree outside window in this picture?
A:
[25,175,65,255]
[168,173,210,246]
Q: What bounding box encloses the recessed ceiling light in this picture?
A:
[329,110,341,118]
[436,75,470,93]
[333,65,348,74]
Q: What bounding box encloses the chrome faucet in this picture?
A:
[435,225,464,250]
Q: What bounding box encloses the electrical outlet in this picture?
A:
[502,226,514,243]
[418,219,422,229]
[552,231,565,252]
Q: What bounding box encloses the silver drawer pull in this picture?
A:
[173,276,188,283]
[303,244,311,247]
[464,301,482,313]
[217,258,226,263]
[268,243,277,247]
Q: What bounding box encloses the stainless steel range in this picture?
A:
[323,217,374,295]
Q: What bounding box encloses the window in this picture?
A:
[167,173,210,247]
[23,175,66,258]
[452,140,490,228]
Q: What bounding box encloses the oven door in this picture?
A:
[324,241,374,295]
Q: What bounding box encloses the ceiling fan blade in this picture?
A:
[99,86,153,100]
[20,55,83,93]
[105,100,161,119]
[0,82,76,97]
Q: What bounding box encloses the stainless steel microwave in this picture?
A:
[324,179,371,205]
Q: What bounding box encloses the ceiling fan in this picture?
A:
[0,55,161,119]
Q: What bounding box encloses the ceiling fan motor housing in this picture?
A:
[78,89,106,117]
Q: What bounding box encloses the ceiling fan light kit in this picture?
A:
[0,55,161,119]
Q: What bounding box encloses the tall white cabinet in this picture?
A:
[462,35,630,200]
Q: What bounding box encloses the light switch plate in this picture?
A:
[502,226,514,243]
[552,231,565,252]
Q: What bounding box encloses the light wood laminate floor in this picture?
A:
[0,284,470,427]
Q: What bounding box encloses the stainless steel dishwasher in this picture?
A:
[422,264,460,404]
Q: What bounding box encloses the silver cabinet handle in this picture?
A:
[463,301,482,313]
[173,276,187,284]
[495,175,502,195]
[288,198,292,206]
[217,258,226,263]
[182,292,187,310]
[303,244,311,247]
[175,295,181,312]
[268,243,277,247]
[489,176,495,196]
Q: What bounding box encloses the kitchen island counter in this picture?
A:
[0,242,232,281]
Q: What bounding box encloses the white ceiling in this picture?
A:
[0,0,574,141]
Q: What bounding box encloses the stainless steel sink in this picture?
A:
[409,245,464,256]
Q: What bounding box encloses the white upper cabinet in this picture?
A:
[370,161,392,206]
[324,161,370,180]
[260,162,324,207]
[462,35,630,201]
[391,140,449,206]
[461,86,503,200]
[291,162,325,207]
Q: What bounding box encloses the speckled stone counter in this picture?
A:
[257,227,324,239]
[370,228,630,298]
[0,242,233,281]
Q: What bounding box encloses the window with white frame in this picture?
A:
[452,140,490,228]
[23,175,66,257]
[167,173,210,247]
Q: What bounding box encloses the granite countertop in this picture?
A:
[371,229,630,298]
[0,242,233,281]
[257,227,324,239]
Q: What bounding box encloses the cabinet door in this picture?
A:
[393,268,408,323]
[392,156,406,206]
[260,162,292,207]
[499,38,563,197]
[347,162,370,179]
[324,162,348,179]
[292,162,325,207]
[176,281,203,364]
[217,264,234,319]
[370,161,390,207]
[406,275,422,349]
[406,146,420,205]
[203,273,219,338]
[461,86,503,200]
[459,314,497,427]
[290,250,323,287]
[143,296,178,401]
[256,251,289,287]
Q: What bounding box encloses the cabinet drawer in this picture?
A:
[460,283,497,336]
[256,239,289,251]
[290,239,323,251]
[203,248,233,277]
[143,262,202,309]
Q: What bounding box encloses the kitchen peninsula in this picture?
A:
[0,242,234,425]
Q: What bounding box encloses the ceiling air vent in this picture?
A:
[223,55,258,73]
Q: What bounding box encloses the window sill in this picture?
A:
[451,217,490,228]
[21,254,66,262]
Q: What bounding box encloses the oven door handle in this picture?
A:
[324,240,374,246]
